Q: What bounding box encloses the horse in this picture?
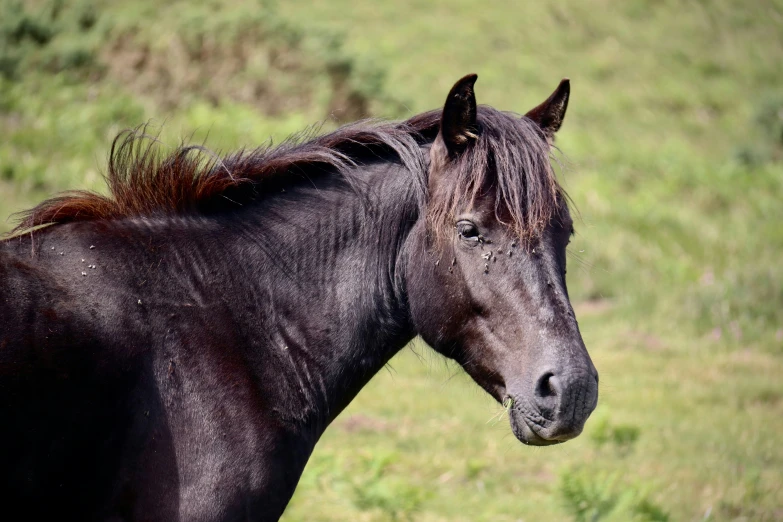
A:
[0,74,598,521]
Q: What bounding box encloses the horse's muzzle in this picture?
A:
[508,367,599,445]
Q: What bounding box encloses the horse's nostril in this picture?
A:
[535,372,559,399]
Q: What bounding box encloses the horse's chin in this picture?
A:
[508,409,564,447]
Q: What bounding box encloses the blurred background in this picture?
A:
[1,0,781,520]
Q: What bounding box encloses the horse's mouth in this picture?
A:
[508,410,564,446]
[488,387,565,446]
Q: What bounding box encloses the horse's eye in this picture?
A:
[456,221,480,244]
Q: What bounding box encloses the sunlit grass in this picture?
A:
[284,324,783,521]
[1,0,781,520]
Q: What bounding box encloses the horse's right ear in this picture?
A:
[525,78,570,141]
[439,74,478,157]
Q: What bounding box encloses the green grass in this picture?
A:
[1,0,782,520]
[283,321,783,521]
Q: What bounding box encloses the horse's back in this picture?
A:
[1,228,307,521]
[0,235,174,518]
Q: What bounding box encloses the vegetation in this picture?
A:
[1,0,781,520]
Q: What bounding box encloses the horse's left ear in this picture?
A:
[525,78,570,140]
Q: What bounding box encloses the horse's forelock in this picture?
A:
[427,106,565,243]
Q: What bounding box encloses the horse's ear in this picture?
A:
[440,73,479,156]
[525,78,570,140]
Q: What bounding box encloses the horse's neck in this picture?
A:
[234,160,421,435]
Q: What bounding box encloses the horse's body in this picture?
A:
[0,76,598,521]
[1,160,417,520]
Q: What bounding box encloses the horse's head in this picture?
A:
[407,74,598,446]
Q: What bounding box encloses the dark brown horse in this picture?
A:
[0,74,597,521]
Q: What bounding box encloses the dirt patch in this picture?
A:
[101,30,316,116]
[96,8,384,122]
[339,414,392,434]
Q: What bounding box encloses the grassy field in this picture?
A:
[1,0,782,520]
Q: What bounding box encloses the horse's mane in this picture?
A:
[11,108,562,240]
